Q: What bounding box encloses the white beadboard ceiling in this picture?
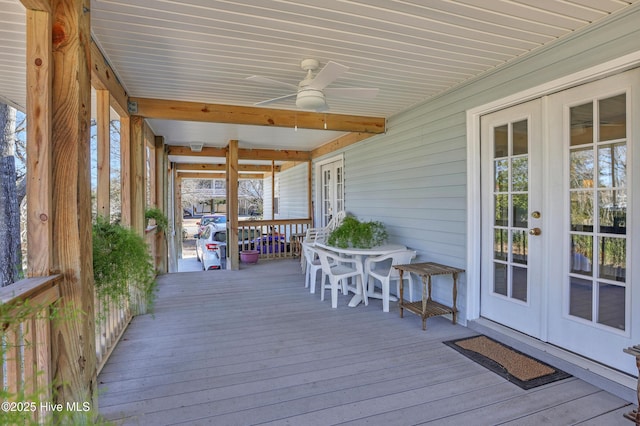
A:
[2,0,639,159]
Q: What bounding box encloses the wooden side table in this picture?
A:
[623,345,640,424]
[394,262,464,330]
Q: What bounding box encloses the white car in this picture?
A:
[195,224,226,270]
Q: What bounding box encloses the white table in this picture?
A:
[315,243,406,307]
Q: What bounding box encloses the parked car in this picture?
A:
[195,224,226,270]
[196,214,226,236]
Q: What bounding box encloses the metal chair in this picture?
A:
[315,247,364,309]
[364,249,417,312]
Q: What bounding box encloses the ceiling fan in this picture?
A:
[247,59,378,111]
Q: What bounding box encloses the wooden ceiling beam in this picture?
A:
[90,40,129,117]
[129,97,385,134]
[175,163,281,172]
[168,145,310,161]
[178,172,264,179]
[167,146,227,157]
[20,0,51,12]
[238,148,310,161]
[311,132,377,159]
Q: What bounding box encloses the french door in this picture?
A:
[480,69,638,375]
[319,158,344,227]
[545,71,637,374]
[480,99,543,338]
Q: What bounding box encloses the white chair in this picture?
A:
[364,249,417,312]
[326,210,347,232]
[302,242,327,293]
[315,247,364,309]
[300,227,330,274]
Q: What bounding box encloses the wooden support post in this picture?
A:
[271,160,276,220]
[175,174,183,260]
[307,160,313,222]
[119,116,131,227]
[227,140,239,270]
[96,89,110,219]
[130,116,145,234]
[155,136,167,273]
[25,6,53,277]
[49,0,96,405]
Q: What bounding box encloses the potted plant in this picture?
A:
[145,207,168,233]
[327,215,388,249]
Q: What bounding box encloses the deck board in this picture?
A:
[98,260,633,425]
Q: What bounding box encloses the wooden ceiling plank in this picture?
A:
[130,97,385,134]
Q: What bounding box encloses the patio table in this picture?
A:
[315,242,406,307]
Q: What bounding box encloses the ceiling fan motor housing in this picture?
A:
[296,88,325,110]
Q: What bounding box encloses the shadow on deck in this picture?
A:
[98,259,632,425]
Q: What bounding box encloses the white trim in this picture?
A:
[314,153,344,228]
[466,50,640,324]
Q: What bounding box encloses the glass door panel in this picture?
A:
[567,94,627,331]
[492,119,530,302]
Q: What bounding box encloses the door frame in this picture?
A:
[466,50,640,321]
[314,153,344,228]
[466,51,640,387]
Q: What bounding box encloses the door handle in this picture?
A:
[528,227,541,236]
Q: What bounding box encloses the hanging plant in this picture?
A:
[144,207,169,233]
[93,217,157,313]
[327,215,388,249]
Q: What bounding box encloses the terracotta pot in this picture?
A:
[240,250,259,264]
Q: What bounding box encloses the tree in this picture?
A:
[239,179,263,215]
[0,103,23,286]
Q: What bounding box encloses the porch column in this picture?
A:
[175,172,183,262]
[130,115,145,235]
[155,136,167,273]
[226,140,239,270]
[24,2,52,277]
[119,115,131,226]
[307,160,313,222]
[96,89,110,219]
[49,0,96,405]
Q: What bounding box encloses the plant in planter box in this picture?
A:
[93,217,157,315]
[328,215,388,249]
[145,207,168,233]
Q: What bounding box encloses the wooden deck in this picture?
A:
[98,260,633,425]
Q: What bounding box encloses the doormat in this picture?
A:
[443,335,571,390]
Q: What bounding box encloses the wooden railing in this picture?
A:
[95,295,131,374]
[0,275,62,423]
[237,218,313,260]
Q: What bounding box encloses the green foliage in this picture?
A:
[0,300,112,425]
[328,215,388,249]
[144,207,168,234]
[92,217,157,313]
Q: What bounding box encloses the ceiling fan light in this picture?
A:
[296,89,325,110]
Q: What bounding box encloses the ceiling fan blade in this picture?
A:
[308,61,349,90]
[324,87,379,99]
[246,75,298,90]
[253,93,297,106]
